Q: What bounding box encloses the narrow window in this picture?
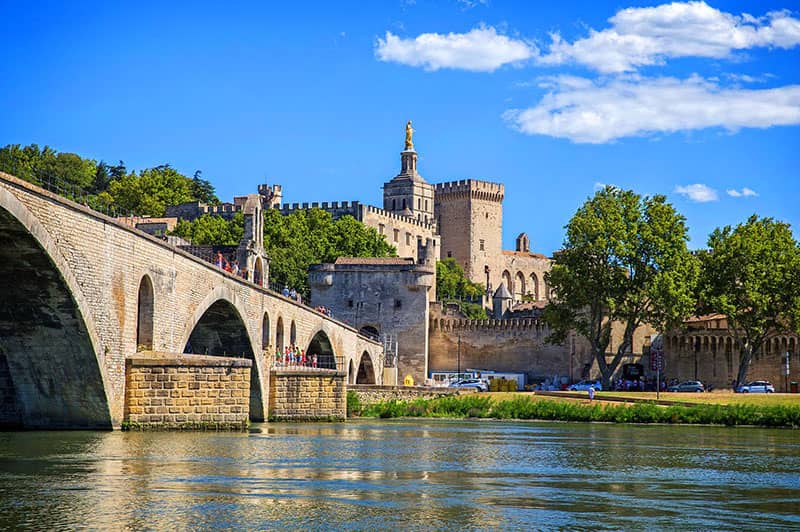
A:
[348,299,354,308]
[479,239,485,251]
[393,229,399,242]
[394,299,402,309]
[447,251,452,258]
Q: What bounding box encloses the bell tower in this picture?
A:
[383,121,435,224]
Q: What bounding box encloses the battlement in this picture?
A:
[429,317,549,334]
[365,204,436,231]
[434,179,504,202]
[277,201,362,219]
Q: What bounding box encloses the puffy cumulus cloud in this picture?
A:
[538,1,800,73]
[502,75,800,143]
[727,187,759,197]
[375,26,535,72]
[674,184,719,202]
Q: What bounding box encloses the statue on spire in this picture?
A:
[404,120,414,151]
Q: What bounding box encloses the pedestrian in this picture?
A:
[312,354,317,368]
[282,285,290,297]
[232,260,240,275]
[215,251,224,268]
[588,385,595,401]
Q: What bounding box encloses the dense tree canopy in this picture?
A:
[262,208,396,298]
[544,186,698,387]
[0,144,218,217]
[172,212,244,246]
[698,215,800,386]
[436,258,487,319]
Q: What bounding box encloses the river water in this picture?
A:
[0,420,797,530]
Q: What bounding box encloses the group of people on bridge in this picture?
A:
[274,344,318,369]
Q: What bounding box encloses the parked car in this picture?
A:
[449,379,488,392]
[668,381,705,392]
[736,380,775,393]
[568,380,602,392]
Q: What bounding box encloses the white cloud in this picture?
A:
[375,26,535,72]
[538,1,800,73]
[727,187,759,197]
[674,184,719,202]
[503,75,800,143]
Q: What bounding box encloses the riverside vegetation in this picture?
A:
[347,392,800,428]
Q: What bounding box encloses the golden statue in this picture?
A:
[405,120,414,151]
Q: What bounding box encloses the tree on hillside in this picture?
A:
[106,164,196,217]
[436,258,486,319]
[171,212,244,245]
[191,170,219,204]
[262,208,395,298]
[698,215,800,387]
[544,186,698,388]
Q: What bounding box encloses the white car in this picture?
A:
[449,379,488,392]
[568,380,602,392]
[737,380,775,393]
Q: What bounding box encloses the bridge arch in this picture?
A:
[181,286,265,421]
[348,359,356,384]
[136,275,154,350]
[0,186,113,428]
[356,351,377,384]
[306,329,337,369]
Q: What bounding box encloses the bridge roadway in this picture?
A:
[0,172,383,429]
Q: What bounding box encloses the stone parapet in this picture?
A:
[269,369,346,421]
[124,353,251,430]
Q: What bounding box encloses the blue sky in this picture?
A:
[1,0,798,254]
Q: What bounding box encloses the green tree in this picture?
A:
[191,170,219,204]
[262,208,395,298]
[106,164,195,216]
[436,258,486,319]
[171,212,244,245]
[544,186,698,388]
[698,215,800,387]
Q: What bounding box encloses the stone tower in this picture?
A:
[434,179,505,286]
[383,126,435,224]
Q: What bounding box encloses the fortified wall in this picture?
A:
[428,311,588,382]
[663,317,799,390]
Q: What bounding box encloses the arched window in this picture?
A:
[137,275,154,350]
[502,270,512,294]
[529,273,540,301]
[514,271,526,302]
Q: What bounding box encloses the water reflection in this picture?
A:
[0,421,798,530]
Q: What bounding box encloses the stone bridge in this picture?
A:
[0,172,383,429]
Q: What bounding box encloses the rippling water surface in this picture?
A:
[0,420,798,530]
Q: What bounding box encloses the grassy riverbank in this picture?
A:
[349,392,800,428]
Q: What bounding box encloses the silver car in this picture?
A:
[449,379,488,392]
[737,380,775,393]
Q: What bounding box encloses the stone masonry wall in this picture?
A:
[348,384,462,406]
[269,369,346,421]
[124,353,252,430]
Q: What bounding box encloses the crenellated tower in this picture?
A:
[434,179,505,287]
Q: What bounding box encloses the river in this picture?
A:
[0,420,797,530]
